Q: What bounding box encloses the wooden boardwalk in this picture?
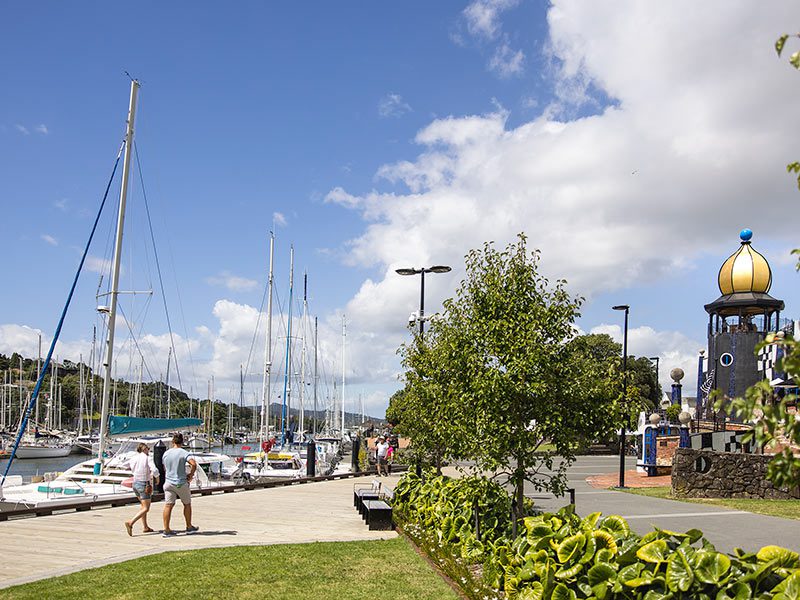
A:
[0,473,399,589]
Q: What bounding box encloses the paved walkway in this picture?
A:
[0,474,399,589]
[526,456,800,554]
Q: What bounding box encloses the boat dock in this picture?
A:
[0,472,400,589]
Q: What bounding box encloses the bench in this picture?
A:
[354,479,382,516]
[364,499,393,530]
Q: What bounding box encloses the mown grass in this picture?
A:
[0,538,458,600]
[620,486,800,521]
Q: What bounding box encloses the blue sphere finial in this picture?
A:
[740,228,753,242]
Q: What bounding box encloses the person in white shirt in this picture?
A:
[375,436,390,477]
[124,443,159,536]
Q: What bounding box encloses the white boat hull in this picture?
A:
[14,445,73,459]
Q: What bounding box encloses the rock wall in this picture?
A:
[671,447,800,500]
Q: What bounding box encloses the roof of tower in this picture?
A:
[717,228,772,295]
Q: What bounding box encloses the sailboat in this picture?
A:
[0,81,241,511]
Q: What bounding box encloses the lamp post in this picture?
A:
[395,265,452,335]
[396,265,452,477]
[612,304,630,488]
[649,356,660,392]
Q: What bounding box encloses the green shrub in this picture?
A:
[665,404,681,423]
[394,473,800,600]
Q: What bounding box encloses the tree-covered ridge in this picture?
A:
[0,352,352,434]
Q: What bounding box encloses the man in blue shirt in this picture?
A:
[161,432,199,537]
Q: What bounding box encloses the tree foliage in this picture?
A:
[398,235,622,531]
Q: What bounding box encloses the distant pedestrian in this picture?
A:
[375,436,390,477]
[124,442,159,536]
[386,444,395,475]
[161,433,199,537]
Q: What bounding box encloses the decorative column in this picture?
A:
[670,367,684,407]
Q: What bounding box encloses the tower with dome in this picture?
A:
[701,229,785,419]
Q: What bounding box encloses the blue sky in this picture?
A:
[1,2,798,416]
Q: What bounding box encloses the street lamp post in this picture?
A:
[649,356,660,385]
[612,304,630,488]
[396,265,452,477]
[395,265,452,335]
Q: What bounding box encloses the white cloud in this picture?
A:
[489,41,525,77]
[378,93,412,118]
[85,255,112,275]
[40,234,58,246]
[54,199,68,212]
[273,212,287,227]
[0,324,91,369]
[590,324,705,395]
[461,0,525,78]
[15,124,29,135]
[35,124,48,135]
[205,271,259,292]
[463,0,519,40]
[322,1,798,398]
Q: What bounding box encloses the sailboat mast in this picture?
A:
[341,314,346,436]
[259,231,275,443]
[97,79,139,468]
[300,272,307,437]
[280,246,294,445]
[166,347,172,418]
[313,316,318,436]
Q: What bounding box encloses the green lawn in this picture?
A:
[620,486,800,521]
[0,538,458,600]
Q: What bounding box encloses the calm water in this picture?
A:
[0,442,258,480]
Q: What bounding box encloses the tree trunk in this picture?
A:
[512,455,525,538]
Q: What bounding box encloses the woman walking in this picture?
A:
[124,443,159,536]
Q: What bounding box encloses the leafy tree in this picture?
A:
[569,334,661,422]
[401,235,621,534]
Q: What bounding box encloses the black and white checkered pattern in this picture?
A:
[757,343,779,382]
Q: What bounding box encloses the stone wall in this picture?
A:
[671,447,800,500]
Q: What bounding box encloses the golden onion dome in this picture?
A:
[717,229,772,295]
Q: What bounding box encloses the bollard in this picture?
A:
[351,435,361,472]
[306,439,316,477]
[153,441,166,493]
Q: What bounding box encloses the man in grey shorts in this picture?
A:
[161,433,199,537]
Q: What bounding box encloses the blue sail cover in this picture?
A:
[108,416,202,437]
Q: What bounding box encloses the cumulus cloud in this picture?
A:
[322,1,798,395]
[54,199,68,212]
[489,41,525,77]
[378,93,412,118]
[463,0,519,40]
[85,255,113,275]
[590,324,705,395]
[272,212,287,227]
[205,271,259,292]
[15,124,29,135]
[461,0,525,77]
[35,124,48,135]
[0,324,91,368]
[41,234,58,246]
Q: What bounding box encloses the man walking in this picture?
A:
[375,435,390,477]
[162,433,199,537]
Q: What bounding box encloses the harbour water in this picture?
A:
[0,442,259,481]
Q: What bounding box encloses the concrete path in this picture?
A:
[525,456,800,554]
[0,473,399,589]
